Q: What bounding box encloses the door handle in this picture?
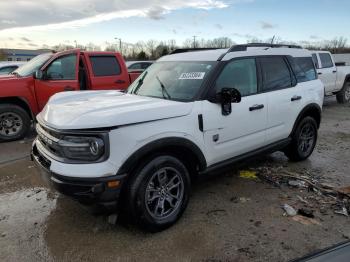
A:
[249,104,264,111]
[64,86,74,91]
[291,95,302,101]
[332,70,337,73]
[318,72,322,75]
[115,79,126,84]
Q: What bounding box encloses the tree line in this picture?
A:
[49,36,350,60]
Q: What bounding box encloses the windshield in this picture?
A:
[128,61,216,101]
[13,53,53,77]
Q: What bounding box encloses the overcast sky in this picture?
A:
[0,0,349,49]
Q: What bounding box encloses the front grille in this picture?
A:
[36,123,64,158]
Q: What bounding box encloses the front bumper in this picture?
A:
[31,140,126,211]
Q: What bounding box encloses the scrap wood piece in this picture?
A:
[292,215,321,226]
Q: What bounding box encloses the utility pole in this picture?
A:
[114,37,122,55]
[193,35,197,49]
[74,40,77,48]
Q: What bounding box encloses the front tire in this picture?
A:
[284,116,318,161]
[126,155,191,232]
[0,104,31,142]
[336,81,350,104]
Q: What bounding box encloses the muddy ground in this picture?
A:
[0,97,349,262]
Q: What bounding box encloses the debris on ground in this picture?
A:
[282,204,297,216]
[288,180,307,188]
[296,195,308,204]
[239,197,251,203]
[247,166,350,220]
[239,170,258,180]
[334,207,349,217]
[298,208,314,218]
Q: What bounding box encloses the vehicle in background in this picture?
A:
[126,61,153,73]
[0,62,26,75]
[311,51,350,103]
[32,43,324,232]
[0,49,141,141]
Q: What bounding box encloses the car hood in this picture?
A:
[38,91,193,130]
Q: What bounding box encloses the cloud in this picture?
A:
[172,29,178,34]
[232,32,256,39]
[1,20,17,25]
[310,35,320,40]
[21,37,31,42]
[0,0,229,32]
[260,21,276,29]
[214,23,223,29]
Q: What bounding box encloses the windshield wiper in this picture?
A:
[156,75,171,100]
[133,71,148,94]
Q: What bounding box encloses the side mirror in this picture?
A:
[210,87,241,116]
[33,70,43,80]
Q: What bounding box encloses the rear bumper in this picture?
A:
[31,140,126,211]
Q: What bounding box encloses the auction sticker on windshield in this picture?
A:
[179,72,205,80]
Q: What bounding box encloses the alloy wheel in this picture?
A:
[298,122,316,155]
[145,167,184,219]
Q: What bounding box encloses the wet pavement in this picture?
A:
[0,98,349,262]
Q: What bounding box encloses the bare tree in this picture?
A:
[146,40,158,59]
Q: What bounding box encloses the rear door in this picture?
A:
[317,52,337,93]
[34,50,80,111]
[85,53,129,90]
[259,56,302,144]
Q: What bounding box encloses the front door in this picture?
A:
[34,50,80,111]
[202,58,268,166]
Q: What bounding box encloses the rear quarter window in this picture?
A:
[90,56,121,76]
[260,56,292,91]
[293,57,317,83]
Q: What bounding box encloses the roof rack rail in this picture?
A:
[228,43,302,52]
[170,48,220,54]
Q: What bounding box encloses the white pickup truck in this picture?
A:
[312,51,350,103]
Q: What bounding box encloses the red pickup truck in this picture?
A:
[0,49,141,141]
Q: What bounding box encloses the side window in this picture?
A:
[0,66,17,75]
[293,57,317,83]
[142,62,152,69]
[260,57,292,91]
[90,56,121,76]
[215,58,257,96]
[46,54,77,80]
[319,53,334,68]
[129,63,142,70]
[312,54,319,69]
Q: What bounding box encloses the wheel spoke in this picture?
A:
[157,170,168,186]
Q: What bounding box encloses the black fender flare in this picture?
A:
[290,103,322,136]
[117,137,207,175]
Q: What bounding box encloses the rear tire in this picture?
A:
[336,81,350,104]
[0,104,31,142]
[126,155,191,232]
[284,116,318,162]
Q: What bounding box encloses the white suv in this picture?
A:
[32,44,324,231]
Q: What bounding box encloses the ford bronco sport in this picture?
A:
[32,43,324,232]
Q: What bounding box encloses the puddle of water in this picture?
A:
[0,187,57,262]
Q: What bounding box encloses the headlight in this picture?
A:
[58,136,105,161]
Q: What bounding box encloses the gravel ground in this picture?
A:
[0,97,349,262]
